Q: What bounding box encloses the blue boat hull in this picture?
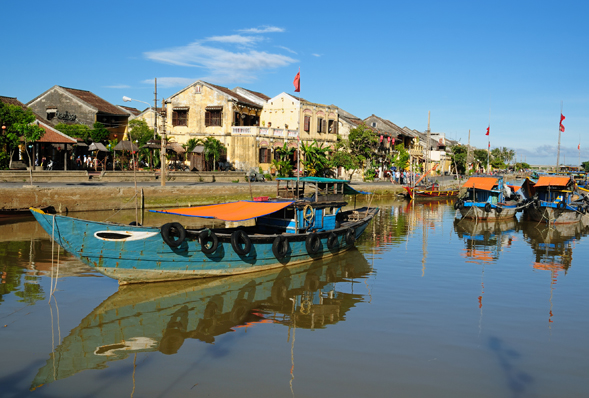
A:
[30,207,378,283]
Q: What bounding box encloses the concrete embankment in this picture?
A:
[0,181,430,213]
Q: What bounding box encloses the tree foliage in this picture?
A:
[202,137,225,170]
[0,103,41,169]
[449,145,468,174]
[301,140,331,177]
[391,143,410,170]
[91,122,110,143]
[272,141,295,177]
[55,123,92,140]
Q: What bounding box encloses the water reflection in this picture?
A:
[455,218,518,264]
[30,249,372,391]
[520,220,589,325]
[520,220,589,272]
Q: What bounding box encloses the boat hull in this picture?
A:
[458,204,518,220]
[404,186,459,200]
[30,207,378,284]
[523,206,588,224]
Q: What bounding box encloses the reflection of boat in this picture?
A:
[454,218,518,262]
[521,220,589,271]
[403,185,459,200]
[30,177,378,283]
[30,249,372,391]
[455,176,521,220]
[521,176,589,224]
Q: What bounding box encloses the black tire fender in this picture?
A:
[495,206,503,214]
[199,230,218,254]
[305,232,321,255]
[161,222,186,247]
[454,200,461,210]
[327,232,338,250]
[345,228,356,245]
[272,235,289,259]
[484,203,492,213]
[558,201,566,209]
[231,230,252,255]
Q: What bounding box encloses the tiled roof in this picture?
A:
[206,82,262,108]
[60,87,128,115]
[118,105,142,116]
[0,96,27,108]
[239,88,271,101]
[36,120,77,144]
[1,95,57,127]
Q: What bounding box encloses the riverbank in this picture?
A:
[1,179,440,213]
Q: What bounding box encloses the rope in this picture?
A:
[103,193,138,222]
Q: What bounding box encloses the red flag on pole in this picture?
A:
[293,69,300,93]
[485,126,490,136]
[560,114,565,132]
[578,143,580,150]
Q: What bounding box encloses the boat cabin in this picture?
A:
[257,177,360,234]
[461,176,505,204]
[522,176,576,206]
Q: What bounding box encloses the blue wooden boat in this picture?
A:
[521,175,589,224]
[30,177,378,284]
[455,176,521,220]
[30,249,372,390]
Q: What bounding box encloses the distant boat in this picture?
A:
[404,184,459,200]
[521,175,589,224]
[455,176,522,220]
[30,177,378,284]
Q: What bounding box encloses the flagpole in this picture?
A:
[556,101,563,170]
[294,67,301,199]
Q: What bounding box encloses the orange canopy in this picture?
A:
[152,200,293,221]
[462,177,498,191]
[534,176,571,187]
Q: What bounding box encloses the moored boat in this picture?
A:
[404,184,459,200]
[521,175,589,224]
[30,177,378,284]
[455,176,521,220]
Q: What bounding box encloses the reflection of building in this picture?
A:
[30,249,372,390]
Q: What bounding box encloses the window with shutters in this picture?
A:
[317,117,326,133]
[328,119,337,134]
[205,110,222,126]
[172,109,188,126]
[304,115,310,132]
[259,148,272,163]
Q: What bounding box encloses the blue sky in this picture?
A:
[2,0,589,165]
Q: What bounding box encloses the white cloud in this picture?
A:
[104,84,131,89]
[142,77,197,88]
[238,26,284,34]
[144,40,297,85]
[312,53,321,57]
[204,35,261,46]
[277,46,297,55]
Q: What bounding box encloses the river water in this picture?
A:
[1,200,587,398]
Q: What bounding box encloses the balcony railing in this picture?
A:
[232,127,300,139]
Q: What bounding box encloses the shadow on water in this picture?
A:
[488,336,535,398]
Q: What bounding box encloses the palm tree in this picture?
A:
[203,137,225,171]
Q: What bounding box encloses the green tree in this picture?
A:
[391,143,410,170]
[184,138,199,153]
[55,123,92,141]
[449,145,468,174]
[474,149,489,170]
[91,121,110,143]
[203,137,225,171]
[347,124,378,179]
[272,141,295,177]
[301,140,331,176]
[330,138,360,178]
[11,115,45,184]
[0,103,40,169]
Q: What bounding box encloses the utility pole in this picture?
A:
[157,78,167,187]
[466,129,471,173]
[425,111,431,184]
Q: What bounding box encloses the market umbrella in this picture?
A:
[113,140,139,170]
[141,140,161,169]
